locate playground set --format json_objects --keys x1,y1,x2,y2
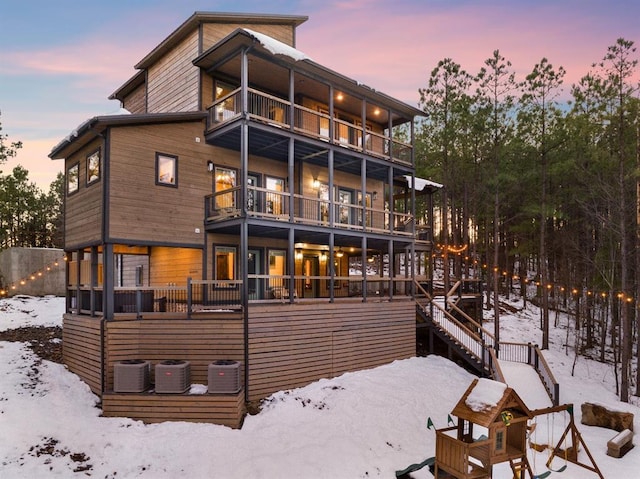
[{"x1": 396, "y1": 378, "x2": 605, "y2": 479}]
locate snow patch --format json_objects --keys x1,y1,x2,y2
[
  {"x1": 243, "y1": 28, "x2": 310, "y2": 61},
  {"x1": 465, "y1": 378, "x2": 507, "y2": 412}
]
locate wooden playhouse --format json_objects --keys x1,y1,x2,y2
[{"x1": 433, "y1": 378, "x2": 533, "y2": 478}]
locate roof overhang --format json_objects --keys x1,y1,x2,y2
[
  {"x1": 193, "y1": 28, "x2": 425, "y2": 120},
  {"x1": 49, "y1": 111, "x2": 207, "y2": 160}
]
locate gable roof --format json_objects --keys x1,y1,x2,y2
[
  {"x1": 451, "y1": 378, "x2": 532, "y2": 428},
  {"x1": 136, "y1": 12, "x2": 308, "y2": 70}
]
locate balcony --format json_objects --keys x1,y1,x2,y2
[
  {"x1": 206, "y1": 88, "x2": 413, "y2": 166},
  {"x1": 204, "y1": 185, "x2": 424, "y2": 240},
  {"x1": 68, "y1": 275, "x2": 415, "y2": 318}
]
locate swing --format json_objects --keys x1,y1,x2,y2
[
  {"x1": 529, "y1": 416, "x2": 552, "y2": 479},
  {"x1": 545, "y1": 411, "x2": 568, "y2": 473}
]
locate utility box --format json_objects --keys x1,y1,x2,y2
[
  {"x1": 113, "y1": 360, "x2": 151, "y2": 393},
  {"x1": 208, "y1": 360, "x2": 241, "y2": 394},
  {"x1": 155, "y1": 360, "x2": 191, "y2": 393}
]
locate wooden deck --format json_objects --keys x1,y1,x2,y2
[
  {"x1": 102, "y1": 390, "x2": 245, "y2": 428},
  {"x1": 63, "y1": 298, "x2": 416, "y2": 425}
]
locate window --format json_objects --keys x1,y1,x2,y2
[
  {"x1": 215, "y1": 166, "x2": 237, "y2": 209},
  {"x1": 86, "y1": 149, "x2": 101, "y2": 185},
  {"x1": 156, "y1": 153, "x2": 177, "y2": 187},
  {"x1": 67, "y1": 163, "x2": 79, "y2": 195},
  {"x1": 358, "y1": 191, "x2": 372, "y2": 226},
  {"x1": 265, "y1": 176, "x2": 285, "y2": 215},
  {"x1": 215, "y1": 246, "x2": 236, "y2": 281},
  {"x1": 247, "y1": 174, "x2": 260, "y2": 212},
  {"x1": 495, "y1": 429, "x2": 505, "y2": 452},
  {"x1": 319, "y1": 182, "x2": 330, "y2": 222},
  {"x1": 338, "y1": 188, "x2": 353, "y2": 224},
  {"x1": 215, "y1": 81, "x2": 238, "y2": 122},
  {"x1": 268, "y1": 249, "x2": 286, "y2": 289}
]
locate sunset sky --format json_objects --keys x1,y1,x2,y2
[{"x1": 1, "y1": 0, "x2": 638, "y2": 190}]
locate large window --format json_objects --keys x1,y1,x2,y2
[
  {"x1": 337, "y1": 188, "x2": 353, "y2": 225},
  {"x1": 156, "y1": 153, "x2": 177, "y2": 187},
  {"x1": 215, "y1": 81, "x2": 238, "y2": 122},
  {"x1": 67, "y1": 163, "x2": 79, "y2": 195},
  {"x1": 215, "y1": 166, "x2": 237, "y2": 209},
  {"x1": 215, "y1": 246, "x2": 236, "y2": 281},
  {"x1": 268, "y1": 249, "x2": 286, "y2": 289},
  {"x1": 265, "y1": 176, "x2": 285, "y2": 215},
  {"x1": 86, "y1": 149, "x2": 101, "y2": 185}
]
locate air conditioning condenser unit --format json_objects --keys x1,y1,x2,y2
[
  {"x1": 114, "y1": 359, "x2": 151, "y2": 393},
  {"x1": 155, "y1": 360, "x2": 191, "y2": 393},
  {"x1": 208, "y1": 360, "x2": 241, "y2": 394}
]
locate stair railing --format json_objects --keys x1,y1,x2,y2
[{"x1": 414, "y1": 279, "x2": 559, "y2": 405}]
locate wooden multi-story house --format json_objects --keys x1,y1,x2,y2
[{"x1": 49, "y1": 12, "x2": 438, "y2": 427}]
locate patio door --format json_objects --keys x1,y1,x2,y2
[
  {"x1": 248, "y1": 249, "x2": 261, "y2": 300},
  {"x1": 302, "y1": 255, "x2": 319, "y2": 298}
]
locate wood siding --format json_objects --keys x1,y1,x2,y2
[
  {"x1": 102, "y1": 390, "x2": 245, "y2": 427},
  {"x1": 246, "y1": 300, "x2": 415, "y2": 400},
  {"x1": 150, "y1": 246, "x2": 202, "y2": 285},
  {"x1": 122, "y1": 82, "x2": 146, "y2": 114},
  {"x1": 64, "y1": 139, "x2": 104, "y2": 249},
  {"x1": 147, "y1": 29, "x2": 200, "y2": 113},
  {"x1": 103, "y1": 316, "x2": 245, "y2": 391},
  {"x1": 107, "y1": 121, "x2": 211, "y2": 245},
  {"x1": 201, "y1": 22, "x2": 295, "y2": 51},
  {"x1": 62, "y1": 314, "x2": 102, "y2": 395}
]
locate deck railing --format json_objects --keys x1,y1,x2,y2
[
  {"x1": 69, "y1": 273, "x2": 414, "y2": 318},
  {"x1": 205, "y1": 186, "x2": 418, "y2": 238},
  {"x1": 207, "y1": 87, "x2": 413, "y2": 166}
]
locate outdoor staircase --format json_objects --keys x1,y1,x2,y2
[
  {"x1": 415, "y1": 280, "x2": 495, "y2": 377},
  {"x1": 414, "y1": 280, "x2": 559, "y2": 406}
]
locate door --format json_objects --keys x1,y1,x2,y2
[
  {"x1": 248, "y1": 249, "x2": 261, "y2": 300},
  {"x1": 303, "y1": 255, "x2": 319, "y2": 298}
]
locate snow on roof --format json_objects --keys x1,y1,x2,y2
[
  {"x1": 403, "y1": 175, "x2": 443, "y2": 191},
  {"x1": 465, "y1": 378, "x2": 507, "y2": 413},
  {"x1": 243, "y1": 28, "x2": 310, "y2": 61},
  {"x1": 50, "y1": 108, "x2": 131, "y2": 155}
]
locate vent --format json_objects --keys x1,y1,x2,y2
[
  {"x1": 114, "y1": 360, "x2": 151, "y2": 393},
  {"x1": 155, "y1": 360, "x2": 191, "y2": 393},
  {"x1": 208, "y1": 360, "x2": 241, "y2": 394}
]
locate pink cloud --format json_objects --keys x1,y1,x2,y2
[
  {"x1": 0, "y1": 39, "x2": 145, "y2": 86},
  {"x1": 298, "y1": 2, "x2": 638, "y2": 106}
]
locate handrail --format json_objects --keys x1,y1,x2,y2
[
  {"x1": 206, "y1": 87, "x2": 413, "y2": 165},
  {"x1": 487, "y1": 346, "x2": 505, "y2": 382},
  {"x1": 415, "y1": 279, "x2": 560, "y2": 405}
]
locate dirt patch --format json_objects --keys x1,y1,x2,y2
[{"x1": 0, "y1": 326, "x2": 63, "y2": 364}]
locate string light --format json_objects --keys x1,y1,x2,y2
[
  {"x1": 432, "y1": 252, "x2": 638, "y2": 304},
  {"x1": 0, "y1": 256, "x2": 66, "y2": 297}
]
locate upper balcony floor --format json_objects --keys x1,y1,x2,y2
[{"x1": 194, "y1": 28, "x2": 422, "y2": 168}]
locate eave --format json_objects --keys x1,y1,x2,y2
[
  {"x1": 193, "y1": 28, "x2": 425, "y2": 122},
  {"x1": 108, "y1": 69, "x2": 145, "y2": 102},
  {"x1": 49, "y1": 111, "x2": 207, "y2": 160}
]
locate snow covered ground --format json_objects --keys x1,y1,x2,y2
[{"x1": 0, "y1": 295, "x2": 638, "y2": 478}]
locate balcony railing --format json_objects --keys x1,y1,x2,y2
[
  {"x1": 68, "y1": 275, "x2": 414, "y2": 317},
  {"x1": 207, "y1": 88, "x2": 413, "y2": 166},
  {"x1": 205, "y1": 186, "x2": 426, "y2": 239}
]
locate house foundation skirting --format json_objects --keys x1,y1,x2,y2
[{"x1": 102, "y1": 390, "x2": 245, "y2": 428}]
